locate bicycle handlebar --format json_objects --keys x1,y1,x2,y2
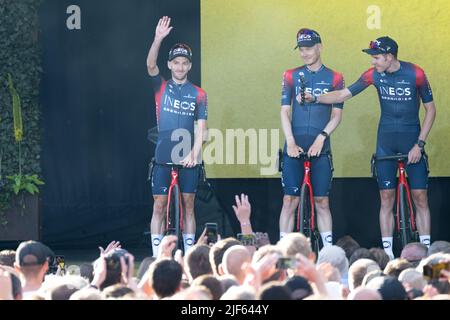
[
  {"x1": 373, "y1": 154, "x2": 409, "y2": 161},
  {"x1": 288, "y1": 152, "x2": 322, "y2": 160}
]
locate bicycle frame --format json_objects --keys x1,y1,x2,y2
[{"x1": 372, "y1": 154, "x2": 417, "y2": 238}]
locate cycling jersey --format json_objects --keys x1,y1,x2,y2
[
  {"x1": 281, "y1": 65, "x2": 345, "y2": 138},
  {"x1": 348, "y1": 61, "x2": 433, "y2": 133},
  {"x1": 280, "y1": 65, "x2": 343, "y2": 197},
  {"x1": 150, "y1": 74, "x2": 207, "y2": 164}
]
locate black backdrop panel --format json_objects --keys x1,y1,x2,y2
[{"x1": 40, "y1": 0, "x2": 201, "y2": 248}]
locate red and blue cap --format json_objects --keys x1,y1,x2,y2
[
  {"x1": 362, "y1": 36, "x2": 398, "y2": 55},
  {"x1": 168, "y1": 43, "x2": 192, "y2": 62}
]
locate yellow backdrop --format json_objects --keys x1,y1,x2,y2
[{"x1": 201, "y1": 0, "x2": 450, "y2": 178}]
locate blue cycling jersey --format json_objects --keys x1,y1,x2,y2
[
  {"x1": 347, "y1": 61, "x2": 433, "y2": 133},
  {"x1": 281, "y1": 65, "x2": 345, "y2": 137},
  {"x1": 150, "y1": 74, "x2": 207, "y2": 163}
]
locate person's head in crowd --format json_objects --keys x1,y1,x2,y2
[
  {"x1": 277, "y1": 233, "x2": 314, "y2": 261},
  {"x1": 0, "y1": 265, "x2": 22, "y2": 300},
  {"x1": 191, "y1": 275, "x2": 223, "y2": 300},
  {"x1": 369, "y1": 247, "x2": 390, "y2": 270},
  {"x1": 39, "y1": 274, "x2": 88, "y2": 300},
  {"x1": 209, "y1": 238, "x2": 240, "y2": 276},
  {"x1": 0, "y1": 250, "x2": 16, "y2": 267},
  {"x1": 428, "y1": 240, "x2": 450, "y2": 256},
  {"x1": 400, "y1": 242, "x2": 428, "y2": 267},
  {"x1": 150, "y1": 258, "x2": 183, "y2": 299},
  {"x1": 102, "y1": 284, "x2": 136, "y2": 299},
  {"x1": 252, "y1": 245, "x2": 285, "y2": 284},
  {"x1": 398, "y1": 268, "x2": 426, "y2": 292},
  {"x1": 171, "y1": 285, "x2": 213, "y2": 300},
  {"x1": 220, "y1": 285, "x2": 256, "y2": 300},
  {"x1": 383, "y1": 258, "x2": 414, "y2": 278},
  {"x1": 348, "y1": 258, "x2": 380, "y2": 291},
  {"x1": 366, "y1": 276, "x2": 408, "y2": 300},
  {"x1": 14, "y1": 241, "x2": 53, "y2": 296},
  {"x1": 347, "y1": 287, "x2": 382, "y2": 300},
  {"x1": 184, "y1": 245, "x2": 212, "y2": 282},
  {"x1": 69, "y1": 288, "x2": 102, "y2": 300},
  {"x1": 349, "y1": 248, "x2": 376, "y2": 266},
  {"x1": 222, "y1": 245, "x2": 251, "y2": 284},
  {"x1": 284, "y1": 275, "x2": 313, "y2": 300},
  {"x1": 48, "y1": 284, "x2": 79, "y2": 300},
  {"x1": 136, "y1": 257, "x2": 156, "y2": 280},
  {"x1": 79, "y1": 263, "x2": 94, "y2": 282},
  {"x1": 361, "y1": 269, "x2": 384, "y2": 287},
  {"x1": 317, "y1": 245, "x2": 349, "y2": 281},
  {"x1": 217, "y1": 274, "x2": 239, "y2": 293},
  {"x1": 258, "y1": 281, "x2": 293, "y2": 300},
  {"x1": 336, "y1": 235, "x2": 361, "y2": 260}
]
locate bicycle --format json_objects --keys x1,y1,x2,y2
[
  {"x1": 148, "y1": 161, "x2": 205, "y2": 252},
  {"x1": 295, "y1": 152, "x2": 321, "y2": 255},
  {"x1": 371, "y1": 153, "x2": 420, "y2": 251},
  {"x1": 279, "y1": 151, "x2": 322, "y2": 255}
]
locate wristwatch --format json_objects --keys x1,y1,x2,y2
[
  {"x1": 417, "y1": 139, "x2": 426, "y2": 150},
  {"x1": 320, "y1": 131, "x2": 329, "y2": 139}
]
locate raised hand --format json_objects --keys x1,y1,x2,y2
[
  {"x1": 155, "y1": 16, "x2": 173, "y2": 42},
  {"x1": 232, "y1": 193, "x2": 251, "y2": 225}
]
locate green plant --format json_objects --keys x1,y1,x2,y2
[
  {"x1": 0, "y1": 0, "x2": 43, "y2": 227},
  {"x1": 7, "y1": 173, "x2": 44, "y2": 196}
]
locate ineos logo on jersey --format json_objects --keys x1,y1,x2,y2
[
  {"x1": 295, "y1": 87, "x2": 330, "y2": 96},
  {"x1": 379, "y1": 86, "x2": 411, "y2": 96},
  {"x1": 164, "y1": 95, "x2": 196, "y2": 111}
]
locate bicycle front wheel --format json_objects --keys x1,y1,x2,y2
[
  {"x1": 398, "y1": 184, "x2": 412, "y2": 249},
  {"x1": 298, "y1": 184, "x2": 312, "y2": 237},
  {"x1": 168, "y1": 184, "x2": 183, "y2": 250}
]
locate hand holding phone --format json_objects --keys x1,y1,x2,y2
[
  {"x1": 205, "y1": 222, "x2": 218, "y2": 244},
  {"x1": 276, "y1": 257, "x2": 297, "y2": 270}
]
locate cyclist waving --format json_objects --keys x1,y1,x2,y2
[{"x1": 146, "y1": 16, "x2": 208, "y2": 257}]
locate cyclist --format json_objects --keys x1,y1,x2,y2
[
  {"x1": 302, "y1": 36, "x2": 436, "y2": 259},
  {"x1": 146, "y1": 16, "x2": 208, "y2": 257},
  {"x1": 279, "y1": 28, "x2": 345, "y2": 247}
]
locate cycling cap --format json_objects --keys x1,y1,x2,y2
[
  {"x1": 168, "y1": 43, "x2": 192, "y2": 62},
  {"x1": 362, "y1": 36, "x2": 398, "y2": 55},
  {"x1": 294, "y1": 28, "x2": 321, "y2": 49}
]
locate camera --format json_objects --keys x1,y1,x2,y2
[
  {"x1": 276, "y1": 257, "x2": 298, "y2": 270},
  {"x1": 205, "y1": 222, "x2": 218, "y2": 244},
  {"x1": 423, "y1": 261, "x2": 450, "y2": 280},
  {"x1": 47, "y1": 254, "x2": 65, "y2": 275},
  {"x1": 237, "y1": 233, "x2": 256, "y2": 246},
  {"x1": 102, "y1": 248, "x2": 130, "y2": 289}
]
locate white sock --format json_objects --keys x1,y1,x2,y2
[
  {"x1": 419, "y1": 235, "x2": 431, "y2": 248},
  {"x1": 320, "y1": 231, "x2": 333, "y2": 247},
  {"x1": 183, "y1": 233, "x2": 195, "y2": 253},
  {"x1": 151, "y1": 234, "x2": 163, "y2": 257},
  {"x1": 382, "y1": 237, "x2": 394, "y2": 259},
  {"x1": 280, "y1": 232, "x2": 288, "y2": 240}
]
